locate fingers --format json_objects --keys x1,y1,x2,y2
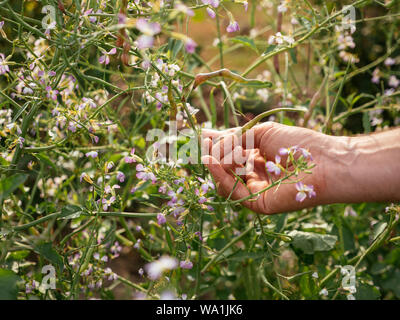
[
  {"x1": 262, "y1": 173, "x2": 322, "y2": 214},
  {"x1": 202, "y1": 134, "x2": 250, "y2": 174},
  {"x1": 220, "y1": 145, "x2": 250, "y2": 174},
  {"x1": 202, "y1": 121, "x2": 324, "y2": 176},
  {"x1": 201, "y1": 155, "x2": 250, "y2": 201},
  {"x1": 201, "y1": 128, "x2": 237, "y2": 140},
  {"x1": 245, "y1": 149, "x2": 269, "y2": 194},
  {"x1": 201, "y1": 122, "x2": 274, "y2": 161}
]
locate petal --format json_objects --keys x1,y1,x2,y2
[
  {"x1": 296, "y1": 191, "x2": 307, "y2": 202},
  {"x1": 295, "y1": 181, "x2": 303, "y2": 191}
]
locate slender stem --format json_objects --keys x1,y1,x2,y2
[
  {"x1": 260, "y1": 272, "x2": 290, "y2": 300},
  {"x1": 216, "y1": 12, "x2": 224, "y2": 69},
  {"x1": 201, "y1": 225, "x2": 253, "y2": 273},
  {"x1": 194, "y1": 212, "x2": 204, "y2": 298},
  {"x1": 13, "y1": 211, "x2": 158, "y2": 231}
]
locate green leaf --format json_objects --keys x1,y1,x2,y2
[
  {"x1": 0, "y1": 268, "x2": 21, "y2": 300},
  {"x1": 382, "y1": 269, "x2": 400, "y2": 298},
  {"x1": 12, "y1": 101, "x2": 30, "y2": 122},
  {"x1": 362, "y1": 111, "x2": 371, "y2": 134},
  {"x1": 34, "y1": 242, "x2": 64, "y2": 272},
  {"x1": 372, "y1": 221, "x2": 387, "y2": 241},
  {"x1": 168, "y1": 39, "x2": 184, "y2": 59},
  {"x1": 264, "y1": 44, "x2": 277, "y2": 55},
  {"x1": 289, "y1": 48, "x2": 297, "y2": 64},
  {"x1": 287, "y1": 230, "x2": 338, "y2": 254},
  {"x1": 231, "y1": 36, "x2": 257, "y2": 52},
  {"x1": 7, "y1": 250, "x2": 30, "y2": 261},
  {"x1": 342, "y1": 225, "x2": 356, "y2": 253},
  {"x1": 60, "y1": 204, "x2": 83, "y2": 219},
  {"x1": 355, "y1": 283, "x2": 380, "y2": 300},
  {"x1": 0, "y1": 173, "x2": 28, "y2": 202},
  {"x1": 35, "y1": 153, "x2": 58, "y2": 171}
]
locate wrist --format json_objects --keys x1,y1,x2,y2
[{"x1": 321, "y1": 129, "x2": 400, "y2": 204}]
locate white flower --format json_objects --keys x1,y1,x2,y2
[
  {"x1": 347, "y1": 294, "x2": 356, "y2": 300},
  {"x1": 319, "y1": 288, "x2": 329, "y2": 296},
  {"x1": 312, "y1": 272, "x2": 319, "y2": 279},
  {"x1": 344, "y1": 206, "x2": 357, "y2": 217},
  {"x1": 256, "y1": 88, "x2": 269, "y2": 103},
  {"x1": 388, "y1": 75, "x2": 400, "y2": 88},
  {"x1": 160, "y1": 290, "x2": 177, "y2": 300},
  {"x1": 371, "y1": 68, "x2": 380, "y2": 84},
  {"x1": 145, "y1": 256, "x2": 178, "y2": 280},
  {"x1": 384, "y1": 88, "x2": 395, "y2": 96},
  {"x1": 268, "y1": 32, "x2": 294, "y2": 46},
  {"x1": 277, "y1": 0, "x2": 289, "y2": 12},
  {"x1": 339, "y1": 51, "x2": 359, "y2": 63},
  {"x1": 85, "y1": 151, "x2": 98, "y2": 158},
  {"x1": 384, "y1": 57, "x2": 396, "y2": 66},
  {"x1": 337, "y1": 35, "x2": 355, "y2": 50}
]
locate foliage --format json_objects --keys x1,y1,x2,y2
[{"x1": 0, "y1": 0, "x2": 399, "y2": 300}]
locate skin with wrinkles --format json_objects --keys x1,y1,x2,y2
[{"x1": 202, "y1": 122, "x2": 400, "y2": 215}]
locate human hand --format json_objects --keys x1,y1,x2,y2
[{"x1": 201, "y1": 122, "x2": 336, "y2": 214}]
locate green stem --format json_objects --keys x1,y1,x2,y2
[
  {"x1": 260, "y1": 272, "x2": 289, "y2": 300},
  {"x1": 13, "y1": 211, "x2": 158, "y2": 231},
  {"x1": 201, "y1": 225, "x2": 253, "y2": 273}
]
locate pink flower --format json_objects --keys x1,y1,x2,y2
[
  {"x1": 185, "y1": 38, "x2": 197, "y2": 54},
  {"x1": 389, "y1": 75, "x2": 400, "y2": 88},
  {"x1": 175, "y1": 3, "x2": 194, "y2": 16},
  {"x1": 384, "y1": 57, "x2": 396, "y2": 66},
  {"x1": 371, "y1": 68, "x2": 380, "y2": 84},
  {"x1": 46, "y1": 86, "x2": 59, "y2": 101},
  {"x1": 226, "y1": 21, "x2": 240, "y2": 33},
  {"x1": 137, "y1": 35, "x2": 155, "y2": 49},
  {"x1": 116, "y1": 171, "x2": 125, "y2": 183},
  {"x1": 99, "y1": 48, "x2": 117, "y2": 65},
  {"x1": 266, "y1": 155, "x2": 281, "y2": 175},
  {"x1": 134, "y1": 239, "x2": 141, "y2": 249},
  {"x1": 136, "y1": 164, "x2": 157, "y2": 183},
  {"x1": 279, "y1": 146, "x2": 297, "y2": 156},
  {"x1": 125, "y1": 148, "x2": 136, "y2": 163},
  {"x1": 136, "y1": 18, "x2": 161, "y2": 35},
  {"x1": 38, "y1": 70, "x2": 56, "y2": 84},
  {"x1": 195, "y1": 231, "x2": 203, "y2": 242},
  {"x1": 206, "y1": 7, "x2": 216, "y2": 18},
  {"x1": 157, "y1": 213, "x2": 166, "y2": 225},
  {"x1": 295, "y1": 182, "x2": 316, "y2": 202},
  {"x1": 136, "y1": 18, "x2": 161, "y2": 34},
  {"x1": 102, "y1": 196, "x2": 116, "y2": 211},
  {"x1": 299, "y1": 148, "x2": 313, "y2": 160},
  {"x1": 180, "y1": 260, "x2": 193, "y2": 269},
  {"x1": 17, "y1": 137, "x2": 25, "y2": 148},
  {"x1": 136, "y1": 19, "x2": 161, "y2": 49},
  {"x1": 85, "y1": 151, "x2": 98, "y2": 158},
  {"x1": 0, "y1": 54, "x2": 10, "y2": 74},
  {"x1": 202, "y1": 0, "x2": 219, "y2": 7},
  {"x1": 243, "y1": 1, "x2": 248, "y2": 11}
]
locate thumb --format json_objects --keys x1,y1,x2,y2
[{"x1": 201, "y1": 155, "x2": 250, "y2": 201}]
